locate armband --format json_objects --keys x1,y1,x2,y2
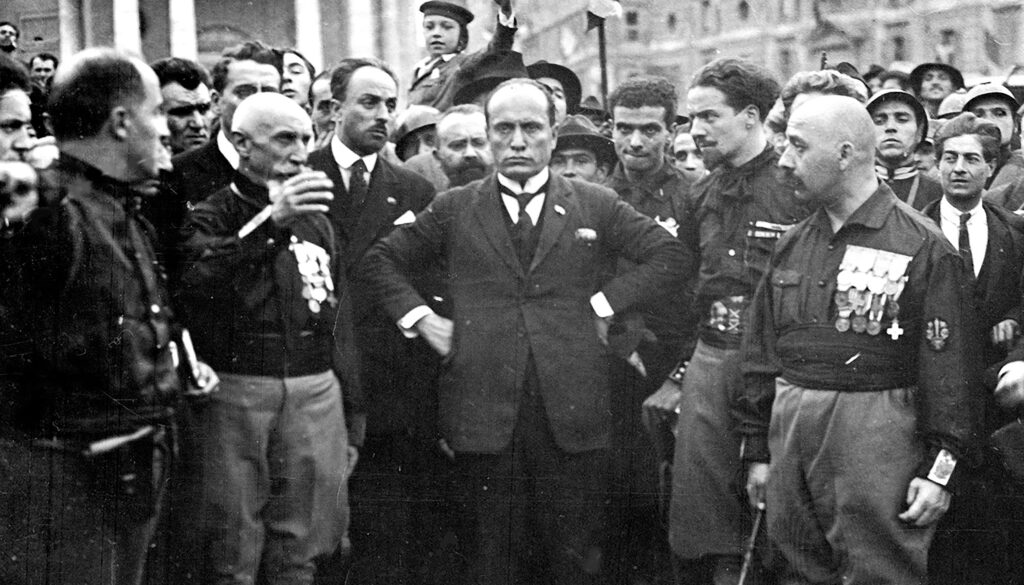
[{"x1": 926, "y1": 449, "x2": 957, "y2": 487}]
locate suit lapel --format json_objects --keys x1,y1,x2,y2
[
  {"x1": 411, "y1": 57, "x2": 442, "y2": 88},
  {"x1": 352, "y1": 162, "x2": 392, "y2": 255},
  {"x1": 472, "y1": 177, "x2": 522, "y2": 276},
  {"x1": 530, "y1": 176, "x2": 575, "y2": 272}
]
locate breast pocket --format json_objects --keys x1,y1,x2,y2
[{"x1": 770, "y1": 269, "x2": 803, "y2": 326}]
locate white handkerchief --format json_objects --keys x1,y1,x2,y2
[{"x1": 393, "y1": 210, "x2": 416, "y2": 226}]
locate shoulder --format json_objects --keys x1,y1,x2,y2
[
  {"x1": 379, "y1": 157, "x2": 433, "y2": 189},
  {"x1": 889, "y1": 197, "x2": 957, "y2": 258},
  {"x1": 307, "y1": 145, "x2": 334, "y2": 169}
]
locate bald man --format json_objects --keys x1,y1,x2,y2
[
  {"x1": 735, "y1": 96, "x2": 976, "y2": 584},
  {"x1": 177, "y1": 93, "x2": 360, "y2": 584}
]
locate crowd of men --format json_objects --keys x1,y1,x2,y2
[{"x1": 4, "y1": 2, "x2": 1024, "y2": 584}]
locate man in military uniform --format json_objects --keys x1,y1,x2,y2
[
  {"x1": 645, "y1": 58, "x2": 808, "y2": 585},
  {"x1": 601, "y1": 75, "x2": 699, "y2": 585},
  {"x1": 867, "y1": 89, "x2": 943, "y2": 210},
  {"x1": 0, "y1": 48, "x2": 215, "y2": 585},
  {"x1": 737, "y1": 95, "x2": 976, "y2": 584}
]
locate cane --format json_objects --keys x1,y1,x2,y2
[{"x1": 737, "y1": 501, "x2": 765, "y2": 585}]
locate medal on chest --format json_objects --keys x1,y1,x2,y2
[
  {"x1": 289, "y1": 236, "x2": 337, "y2": 315},
  {"x1": 834, "y1": 245, "x2": 911, "y2": 340}
]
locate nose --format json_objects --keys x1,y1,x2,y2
[
  {"x1": 628, "y1": 130, "x2": 644, "y2": 148},
  {"x1": 11, "y1": 126, "x2": 32, "y2": 156},
  {"x1": 187, "y1": 110, "x2": 205, "y2": 128},
  {"x1": 778, "y1": 145, "x2": 795, "y2": 170},
  {"x1": 689, "y1": 119, "x2": 707, "y2": 139},
  {"x1": 509, "y1": 126, "x2": 526, "y2": 150}
]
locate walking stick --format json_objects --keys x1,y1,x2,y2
[{"x1": 737, "y1": 502, "x2": 765, "y2": 585}]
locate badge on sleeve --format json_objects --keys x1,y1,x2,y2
[
  {"x1": 927, "y1": 449, "x2": 957, "y2": 486},
  {"x1": 925, "y1": 318, "x2": 950, "y2": 351}
]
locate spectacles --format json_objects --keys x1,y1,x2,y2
[{"x1": 166, "y1": 103, "x2": 212, "y2": 117}]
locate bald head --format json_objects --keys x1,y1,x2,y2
[
  {"x1": 780, "y1": 95, "x2": 879, "y2": 208},
  {"x1": 231, "y1": 92, "x2": 313, "y2": 184},
  {"x1": 789, "y1": 95, "x2": 876, "y2": 166},
  {"x1": 232, "y1": 92, "x2": 311, "y2": 137}
]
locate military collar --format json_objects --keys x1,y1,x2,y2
[
  {"x1": 811, "y1": 181, "x2": 896, "y2": 235},
  {"x1": 57, "y1": 155, "x2": 143, "y2": 211}
]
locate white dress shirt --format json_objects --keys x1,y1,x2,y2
[
  {"x1": 330, "y1": 135, "x2": 377, "y2": 191},
  {"x1": 217, "y1": 129, "x2": 240, "y2": 170},
  {"x1": 939, "y1": 197, "x2": 987, "y2": 278}
]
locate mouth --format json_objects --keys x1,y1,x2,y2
[{"x1": 282, "y1": 88, "x2": 296, "y2": 98}]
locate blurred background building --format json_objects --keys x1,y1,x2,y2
[{"x1": 2, "y1": 0, "x2": 1024, "y2": 103}]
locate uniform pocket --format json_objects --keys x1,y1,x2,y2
[{"x1": 770, "y1": 269, "x2": 803, "y2": 325}]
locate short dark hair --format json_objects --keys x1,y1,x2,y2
[
  {"x1": 308, "y1": 68, "x2": 331, "y2": 105},
  {"x1": 30, "y1": 52, "x2": 59, "y2": 70},
  {"x1": 484, "y1": 78, "x2": 557, "y2": 127},
  {"x1": 878, "y1": 70, "x2": 910, "y2": 91},
  {"x1": 0, "y1": 53, "x2": 30, "y2": 95},
  {"x1": 210, "y1": 41, "x2": 281, "y2": 93},
  {"x1": 329, "y1": 57, "x2": 397, "y2": 103},
  {"x1": 283, "y1": 48, "x2": 316, "y2": 80},
  {"x1": 608, "y1": 76, "x2": 678, "y2": 128},
  {"x1": 48, "y1": 48, "x2": 147, "y2": 141},
  {"x1": 690, "y1": 57, "x2": 779, "y2": 121},
  {"x1": 150, "y1": 57, "x2": 211, "y2": 91},
  {"x1": 934, "y1": 112, "x2": 1002, "y2": 163},
  {"x1": 0, "y1": 22, "x2": 19, "y2": 40}
]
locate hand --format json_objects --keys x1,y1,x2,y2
[
  {"x1": 991, "y1": 319, "x2": 1020, "y2": 348},
  {"x1": 25, "y1": 136, "x2": 59, "y2": 169},
  {"x1": 184, "y1": 361, "x2": 220, "y2": 399},
  {"x1": 626, "y1": 351, "x2": 647, "y2": 377},
  {"x1": 270, "y1": 170, "x2": 334, "y2": 227},
  {"x1": 995, "y1": 361, "x2": 1024, "y2": 411},
  {"x1": 416, "y1": 313, "x2": 454, "y2": 357},
  {"x1": 343, "y1": 445, "x2": 359, "y2": 481},
  {"x1": 641, "y1": 377, "x2": 682, "y2": 435},
  {"x1": 594, "y1": 316, "x2": 610, "y2": 346},
  {"x1": 437, "y1": 438, "x2": 456, "y2": 461},
  {"x1": 898, "y1": 477, "x2": 951, "y2": 527},
  {"x1": 745, "y1": 462, "x2": 770, "y2": 510},
  {"x1": 0, "y1": 161, "x2": 39, "y2": 223}
]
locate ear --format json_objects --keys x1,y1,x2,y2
[
  {"x1": 109, "y1": 106, "x2": 132, "y2": 141},
  {"x1": 837, "y1": 142, "x2": 854, "y2": 171},
  {"x1": 330, "y1": 98, "x2": 344, "y2": 124},
  {"x1": 232, "y1": 131, "x2": 251, "y2": 158},
  {"x1": 210, "y1": 89, "x2": 223, "y2": 118},
  {"x1": 744, "y1": 105, "x2": 760, "y2": 128}
]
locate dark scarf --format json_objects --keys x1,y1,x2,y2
[{"x1": 701, "y1": 144, "x2": 777, "y2": 209}]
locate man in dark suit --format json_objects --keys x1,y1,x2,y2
[
  {"x1": 306, "y1": 57, "x2": 440, "y2": 584},
  {"x1": 361, "y1": 78, "x2": 695, "y2": 585},
  {"x1": 921, "y1": 112, "x2": 1024, "y2": 585},
  {"x1": 148, "y1": 41, "x2": 280, "y2": 273}
]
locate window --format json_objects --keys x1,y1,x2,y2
[
  {"x1": 892, "y1": 36, "x2": 906, "y2": 62},
  {"x1": 626, "y1": 10, "x2": 639, "y2": 26},
  {"x1": 739, "y1": 1, "x2": 750, "y2": 21},
  {"x1": 668, "y1": 13, "x2": 677, "y2": 31}
]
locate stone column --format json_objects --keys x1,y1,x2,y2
[
  {"x1": 112, "y1": 0, "x2": 141, "y2": 54},
  {"x1": 294, "y1": 0, "x2": 323, "y2": 70},
  {"x1": 169, "y1": 0, "x2": 198, "y2": 60}
]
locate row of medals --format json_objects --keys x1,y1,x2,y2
[
  {"x1": 290, "y1": 236, "x2": 337, "y2": 314},
  {"x1": 834, "y1": 245, "x2": 912, "y2": 338}
]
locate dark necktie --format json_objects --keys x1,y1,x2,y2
[
  {"x1": 500, "y1": 184, "x2": 541, "y2": 268},
  {"x1": 959, "y1": 212, "x2": 974, "y2": 278},
  {"x1": 349, "y1": 159, "x2": 368, "y2": 208}
]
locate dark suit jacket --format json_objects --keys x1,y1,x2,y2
[
  {"x1": 924, "y1": 198, "x2": 1024, "y2": 435},
  {"x1": 361, "y1": 172, "x2": 695, "y2": 453},
  {"x1": 308, "y1": 145, "x2": 439, "y2": 436},
  {"x1": 147, "y1": 138, "x2": 234, "y2": 280}
]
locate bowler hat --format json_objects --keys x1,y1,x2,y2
[
  {"x1": 527, "y1": 60, "x2": 583, "y2": 114},
  {"x1": 909, "y1": 62, "x2": 965, "y2": 95},
  {"x1": 392, "y1": 105, "x2": 440, "y2": 162},
  {"x1": 866, "y1": 89, "x2": 929, "y2": 146},
  {"x1": 554, "y1": 115, "x2": 617, "y2": 169},
  {"x1": 452, "y1": 51, "x2": 528, "y2": 106},
  {"x1": 419, "y1": 1, "x2": 474, "y2": 26}
]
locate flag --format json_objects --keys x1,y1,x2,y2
[{"x1": 586, "y1": 0, "x2": 622, "y2": 31}]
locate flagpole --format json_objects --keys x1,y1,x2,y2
[{"x1": 598, "y1": 19, "x2": 608, "y2": 109}]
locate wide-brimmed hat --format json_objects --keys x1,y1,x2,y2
[
  {"x1": 392, "y1": 105, "x2": 440, "y2": 161},
  {"x1": 527, "y1": 60, "x2": 582, "y2": 114},
  {"x1": 419, "y1": 1, "x2": 474, "y2": 26},
  {"x1": 963, "y1": 82, "x2": 1020, "y2": 114},
  {"x1": 452, "y1": 51, "x2": 528, "y2": 106},
  {"x1": 554, "y1": 115, "x2": 617, "y2": 169},
  {"x1": 909, "y1": 62, "x2": 965, "y2": 95},
  {"x1": 866, "y1": 89, "x2": 929, "y2": 146},
  {"x1": 579, "y1": 95, "x2": 607, "y2": 120}
]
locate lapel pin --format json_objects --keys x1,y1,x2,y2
[
  {"x1": 554, "y1": 204, "x2": 566, "y2": 216},
  {"x1": 386, "y1": 197, "x2": 398, "y2": 205}
]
